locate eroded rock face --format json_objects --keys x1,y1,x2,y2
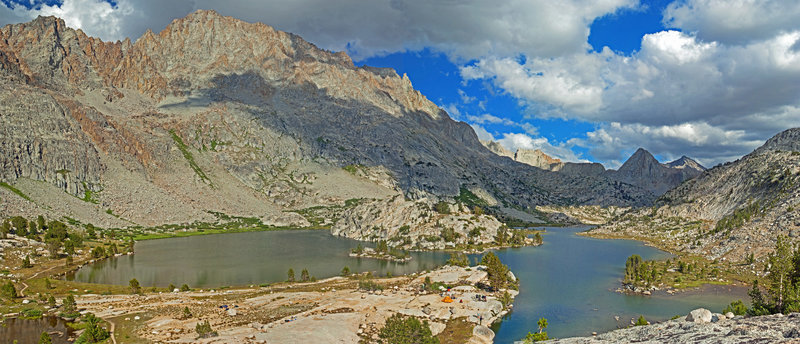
[{"x1": 0, "y1": 86, "x2": 104, "y2": 196}]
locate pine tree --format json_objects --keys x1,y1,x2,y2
[
  {"x1": 76, "y1": 313, "x2": 109, "y2": 343},
  {"x1": 0, "y1": 220, "x2": 9, "y2": 239},
  {"x1": 22, "y1": 255, "x2": 33, "y2": 268},
  {"x1": 64, "y1": 240, "x2": 75, "y2": 256},
  {"x1": 287, "y1": 268, "x2": 295, "y2": 282},
  {"x1": 129, "y1": 278, "x2": 141, "y2": 294},
  {"x1": 767, "y1": 236, "x2": 794, "y2": 312},
  {"x1": 301, "y1": 268, "x2": 310, "y2": 282},
  {"x1": 62, "y1": 294, "x2": 77, "y2": 316},
  {"x1": 624, "y1": 255, "x2": 642, "y2": 284},
  {"x1": 37, "y1": 215, "x2": 46, "y2": 230},
  {"x1": 481, "y1": 252, "x2": 510, "y2": 290}
]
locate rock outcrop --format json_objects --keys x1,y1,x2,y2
[
  {"x1": 549, "y1": 312, "x2": 800, "y2": 344},
  {"x1": 332, "y1": 196, "x2": 508, "y2": 249}
]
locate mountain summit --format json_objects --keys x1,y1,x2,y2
[{"x1": 609, "y1": 148, "x2": 706, "y2": 196}]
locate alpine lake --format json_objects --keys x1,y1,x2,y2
[{"x1": 64, "y1": 227, "x2": 747, "y2": 342}]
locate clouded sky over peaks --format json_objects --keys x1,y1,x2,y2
[{"x1": 2, "y1": 0, "x2": 798, "y2": 168}]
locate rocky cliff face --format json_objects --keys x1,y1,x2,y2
[
  {"x1": 0, "y1": 11, "x2": 657, "y2": 232},
  {"x1": 591, "y1": 128, "x2": 800, "y2": 261}
]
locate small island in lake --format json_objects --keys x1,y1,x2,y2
[{"x1": 349, "y1": 242, "x2": 411, "y2": 262}]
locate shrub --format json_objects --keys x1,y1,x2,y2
[
  {"x1": 723, "y1": 300, "x2": 747, "y2": 316},
  {"x1": 39, "y1": 331, "x2": 53, "y2": 344},
  {"x1": 91, "y1": 246, "x2": 106, "y2": 259},
  {"x1": 441, "y1": 227, "x2": 459, "y2": 243},
  {"x1": 21, "y1": 308, "x2": 43, "y2": 319},
  {"x1": 129, "y1": 278, "x2": 141, "y2": 294},
  {"x1": 434, "y1": 201, "x2": 450, "y2": 214},
  {"x1": 195, "y1": 320, "x2": 217, "y2": 338},
  {"x1": 523, "y1": 317, "x2": 549, "y2": 343},
  {"x1": 359, "y1": 281, "x2": 384, "y2": 291},
  {"x1": 180, "y1": 284, "x2": 190, "y2": 292},
  {"x1": 378, "y1": 313, "x2": 439, "y2": 344},
  {"x1": 1, "y1": 281, "x2": 17, "y2": 299},
  {"x1": 635, "y1": 315, "x2": 648, "y2": 326}
]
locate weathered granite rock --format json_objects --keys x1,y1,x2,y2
[
  {"x1": 550, "y1": 312, "x2": 800, "y2": 343},
  {"x1": 686, "y1": 308, "x2": 713, "y2": 323}
]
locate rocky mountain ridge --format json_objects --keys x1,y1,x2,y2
[
  {"x1": 589, "y1": 128, "x2": 800, "y2": 261},
  {"x1": 0, "y1": 11, "x2": 660, "y2": 238},
  {"x1": 482, "y1": 142, "x2": 705, "y2": 196}
]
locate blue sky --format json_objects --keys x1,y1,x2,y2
[{"x1": 1, "y1": 0, "x2": 798, "y2": 168}]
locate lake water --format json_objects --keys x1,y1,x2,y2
[
  {"x1": 68, "y1": 230, "x2": 451, "y2": 287},
  {"x1": 490, "y1": 226, "x2": 747, "y2": 342},
  {"x1": 69, "y1": 227, "x2": 747, "y2": 342},
  {"x1": 0, "y1": 316, "x2": 76, "y2": 344}
]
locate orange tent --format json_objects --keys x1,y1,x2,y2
[{"x1": 442, "y1": 296, "x2": 454, "y2": 303}]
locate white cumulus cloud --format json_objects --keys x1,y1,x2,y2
[{"x1": 663, "y1": 0, "x2": 800, "y2": 44}]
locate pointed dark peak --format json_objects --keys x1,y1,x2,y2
[
  {"x1": 620, "y1": 147, "x2": 657, "y2": 166},
  {"x1": 632, "y1": 147, "x2": 653, "y2": 157}
]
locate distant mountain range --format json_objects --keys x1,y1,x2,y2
[{"x1": 482, "y1": 142, "x2": 706, "y2": 196}]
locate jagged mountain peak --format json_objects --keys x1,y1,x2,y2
[
  {"x1": 617, "y1": 148, "x2": 659, "y2": 172},
  {"x1": 667, "y1": 156, "x2": 706, "y2": 171}
]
